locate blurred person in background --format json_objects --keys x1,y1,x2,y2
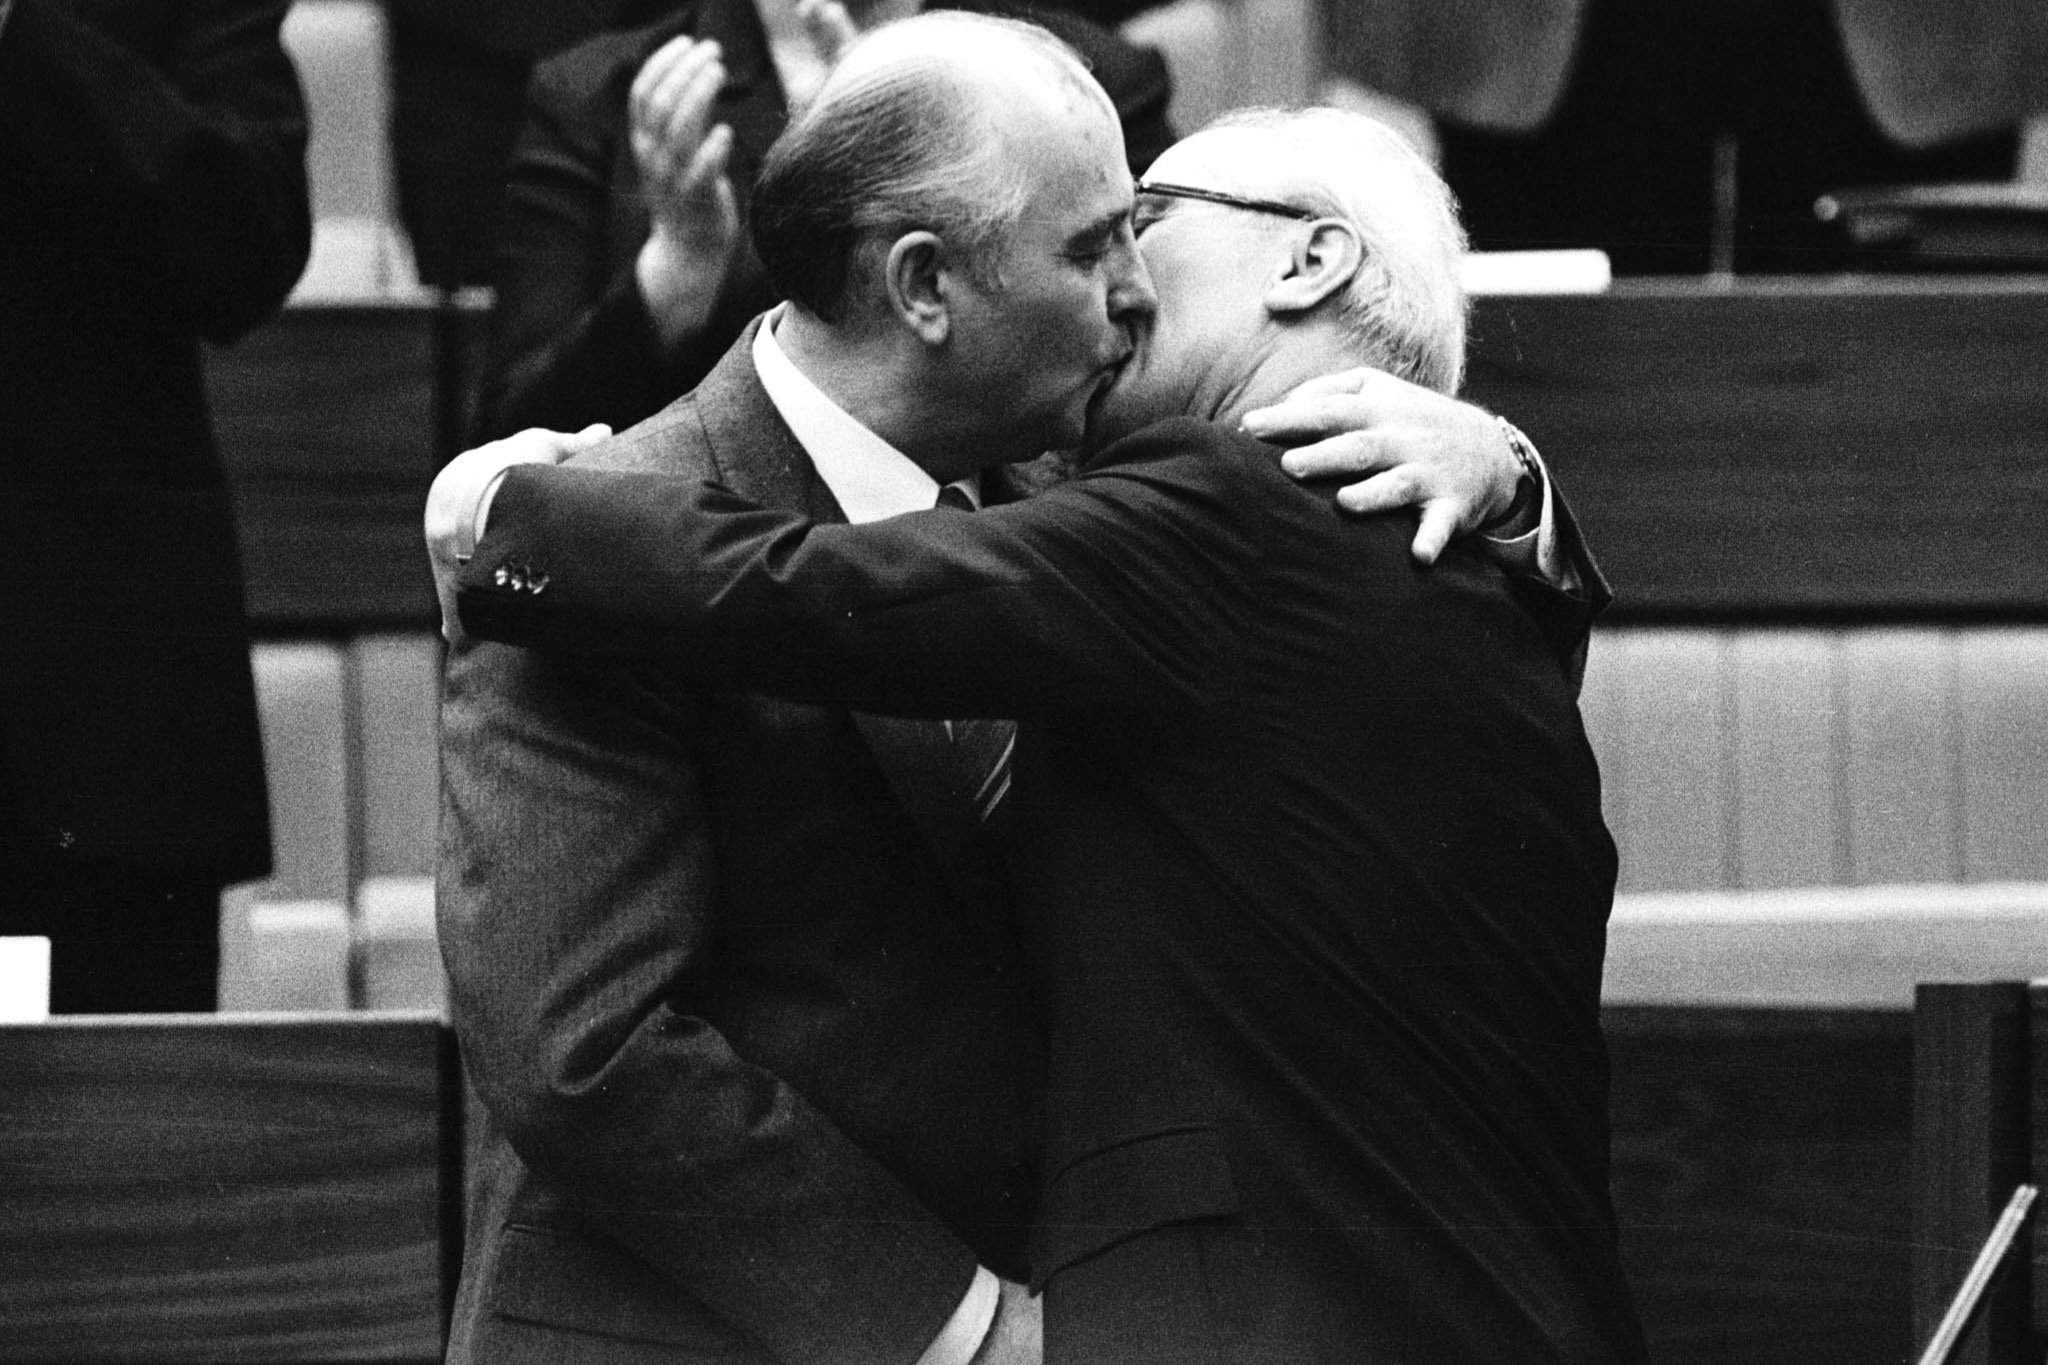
[
  {"x1": 0, "y1": 0, "x2": 310, "y2": 1013},
  {"x1": 1322, "y1": 0, "x2": 2042, "y2": 272},
  {"x1": 470, "y1": 0, "x2": 1173, "y2": 442}
]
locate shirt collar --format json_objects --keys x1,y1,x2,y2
[{"x1": 752, "y1": 306, "x2": 978, "y2": 522}]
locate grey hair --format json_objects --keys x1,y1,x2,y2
[
  {"x1": 1206, "y1": 107, "x2": 1469, "y2": 393},
  {"x1": 751, "y1": 12, "x2": 1103, "y2": 321}
]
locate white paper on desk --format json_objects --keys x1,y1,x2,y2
[
  {"x1": 1461, "y1": 249, "x2": 1613, "y2": 295},
  {"x1": 0, "y1": 936, "x2": 51, "y2": 1022}
]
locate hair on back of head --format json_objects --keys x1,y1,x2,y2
[
  {"x1": 751, "y1": 12, "x2": 1101, "y2": 322},
  {"x1": 1208, "y1": 107, "x2": 1469, "y2": 394}
]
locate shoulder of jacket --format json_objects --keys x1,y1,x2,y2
[{"x1": 572, "y1": 393, "x2": 716, "y2": 476}]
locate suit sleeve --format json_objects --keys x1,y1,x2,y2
[
  {"x1": 474, "y1": 35, "x2": 735, "y2": 440},
  {"x1": 1533, "y1": 481, "x2": 1610, "y2": 697},
  {"x1": 439, "y1": 639, "x2": 983, "y2": 1365},
  {"x1": 459, "y1": 421, "x2": 1263, "y2": 723},
  {"x1": 0, "y1": 0, "x2": 310, "y2": 343}
]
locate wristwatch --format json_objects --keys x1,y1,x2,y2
[{"x1": 1478, "y1": 416, "x2": 1542, "y2": 535}]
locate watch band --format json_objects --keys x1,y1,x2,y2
[{"x1": 1478, "y1": 417, "x2": 1542, "y2": 535}]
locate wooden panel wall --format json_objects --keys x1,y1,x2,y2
[
  {"x1": 0, "y1": 1016, "x2": 454, "y2": 1363},
  {"x1": 207, "y1": 302, "x2": 468, "y2": 630},
  {"x1": 1910, "y1": 983, "x2": 2040, "y2": 1365},
  {"x1": 215, "y1": 624, "x2": 2048, "y2": 1007},
  {"x1": 1463, "y1": 280, "x2": 2048, "y2": 619},
  {"x1": 1585, "y1": 626, "x2": 2048, "y2": 893},
  {"x1": 354, "y1": 632, "x2": 445, "y2": 880},
  {"x1": 213, "y1": 284, "x2": 2048, "y2": 631},
  {"x1": 239, "y1": 633, "x2": 443, "y2": 903},
  {"x1": 221, "y1": 635, "x2": 441, "y2": 1013},
  {"x1": 1603, "y1": 884, "x2": 2048, "y2": 1009},
  {"x1": 1606, "y1": 1005, "x2": 1916, "y2": 1365}
]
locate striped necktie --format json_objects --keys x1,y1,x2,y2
[{"x1": 932, "y1": 483, "x2": 1013, "y2": 823}]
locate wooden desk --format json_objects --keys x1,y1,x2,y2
[
  {"x1": 1464, "y1": 279, "x2": 2048, "y2": 621},
  {"x1": 1605, "y1": 1004, "x2": 1916, "y2": 1364},
  {"x1": 1910, "y1": 983, "x2": 2048, "y2": 1365},
  {"x1": 210, "y1": 283, "x2": 2048, "y2": 629},
  {"x1": 207, "y1": 299, "x2": 484, "y2": 631},
  {"x1": 0, "y1": 1014, "x2": 457, "y2": 1364}
]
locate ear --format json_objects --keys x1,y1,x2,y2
[
  {"x1": 1263, "y1": 218, "x2": 1363, "y2": 317},
  {"x1": 882, "y1": 230, "x2": 953, "y2": 346}
]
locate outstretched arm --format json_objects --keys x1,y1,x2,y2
[{"x1": 450, "y1": 421, "x2": 1264, "y2": 724}]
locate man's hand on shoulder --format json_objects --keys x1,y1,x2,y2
[
  {"x1": 1240, "y1": 367, "x2": 1524, "y2": 565},
  {"x1": 425, "y1": 424, "x2": 610, "y2": 645},
  {"x1": 967, "y1": 1279, "x2": 1043, "y2": 1365}
]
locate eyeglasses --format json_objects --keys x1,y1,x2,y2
[{"x1": 1132, "y1": 179, "x2": 1317, "y2": 223}]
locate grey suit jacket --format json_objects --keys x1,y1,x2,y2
[{"x1": 438, "y1": 320, "x2": 1046, "y2": 1365}]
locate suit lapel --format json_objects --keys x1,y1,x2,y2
[
  {"x1": 692, "y1": 320, "x2": 1003, "y2": 875},
  {"x1": 689, "y1": 317, "x2": 841, "y2": 519}
]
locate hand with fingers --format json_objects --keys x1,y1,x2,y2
[
  {"x1": 1240, "y1": 367, "x2": 1528, "y2": 565},
  {"x1": 630, "y1": 35, "x2": 741, "y2": 348},
  {"x1": 425, "y1": 424, "x2": 613, "y2": 645}
]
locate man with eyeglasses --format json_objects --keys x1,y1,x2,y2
[{"x1": 431, "y1": 14, "x2": 1642, "y2": 1363}]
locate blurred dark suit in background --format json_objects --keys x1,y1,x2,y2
[
  {"x1": 0, "y1": 0, "x2": 311, "y2": 1012},
  {"x1": 384, "y1": 0, "x2": 1164, "y2": 291}
]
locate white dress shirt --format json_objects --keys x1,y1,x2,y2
[{"x1": 754, "y1": 307, "x2": 979, "y2": 520}]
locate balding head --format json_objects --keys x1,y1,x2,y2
[
  {"x1": 751, "y1": 11, "x2": 1117, "y2": 322},
  {"x1": 1088, "y1": 105, "x2": 1467, "y2": 445},
  {"x1": 1195, "y1": 108, "x2": 1469, "y2": 393}
]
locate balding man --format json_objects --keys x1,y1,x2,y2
[
  {"x1": 472, "y1": 0, "x2": 1178, "y2": 441},
  {"x1": 434, "y1": 15, "x2": 1599, "y2": 1365}
]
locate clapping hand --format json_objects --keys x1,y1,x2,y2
[
  {"x1": 630, "y1": 35, "x2": 740, "y2": 346},
  {"x1": 628, "y1": 2, "x2": 859, "y2": 346}
]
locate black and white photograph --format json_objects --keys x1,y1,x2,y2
[{"x1": 3, "y1": 0, "x2": 2046, "y2": 1360}]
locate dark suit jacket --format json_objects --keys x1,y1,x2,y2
[
  {"x1": 473, "y1": 0, "x2": 1174, "y2": 440},
  {"x1": 459, "y1": 417, "x2": 1650, "y2": 1361},
  {"x1": 0, "y1": 0, "x2": 307, "y2": 884},
  {"x1": 439, "y1": 325, "x2": 1048, "y2": 1365}
]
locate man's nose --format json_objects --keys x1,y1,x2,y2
[{"x1": 1109, "y1": 238, "x2": 1157, "y2": 320}]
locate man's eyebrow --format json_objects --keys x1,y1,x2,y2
[{"x1": 1068, "y1": 207, "x2": 1131, "y2": 247}]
